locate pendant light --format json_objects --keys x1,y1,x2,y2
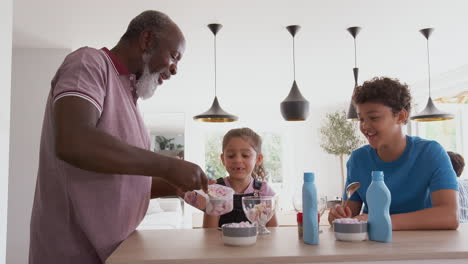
[
  {"x1": 410, "y1": 28, "x2": 454, "y2": 122},
  {"x1": 193, "y1": 24, "x2": 238, "y2": 122},
  {"x1": 346, "y1": 27, "x2": 361, "y2": 120},
  {"x1": 280, "y1": 25, "x2": 310, "y2": 121}
]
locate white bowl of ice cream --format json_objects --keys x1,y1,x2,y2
[
  {"x1": 205, "y1": 184, "x2": 234, "y2": 216},
  {"x1": 333, "y1": 218, "x2": 368, "y2": 241},
  {"x1": 221, "y1": 222, "x2": 257, "y2": 246},
  {"x1": 184, "y1": 184, "x2": 234, "y2": 216}
]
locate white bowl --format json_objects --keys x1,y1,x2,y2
[
  {"x1": 206, "y1": 197, "x2": 234, "y2": 216},
  {"x1": 333, "y1": 221, "x2": 368, "y2": 242},
  {"x1": 221, "y1": 224, "x2": 257, "y2": 246}
]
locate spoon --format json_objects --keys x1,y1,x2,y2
[{"x1": 342, "y1": 182, "x2": 361, "y2": 208}]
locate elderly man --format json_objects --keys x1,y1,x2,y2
[{"x1": 29, "y1": 10, "x2": 208, "y2": 264}]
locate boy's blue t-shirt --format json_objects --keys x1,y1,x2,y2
[{"x1": 344, "y1": 136, "x2": 458, "y2": 214}]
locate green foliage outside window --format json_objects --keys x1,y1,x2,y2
[
  {"x1": 204, "y1": 132, "x2": 283, "y2": 183},
  {"x1": 205, "y1": 132, "x2": 226, "y2": 179},
  {"x1": 262, "y1": 133, "x2": 282, "y2": 183}
]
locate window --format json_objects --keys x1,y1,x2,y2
[
  {"x1": 204, "y1": 131, "x2": 283, "y2": 183},
  {"x1": 412, "y1": 103, "x2": 468, "y2": 178},
  {"x1": 417, "y1": 119, "x2": 458, "y2": 151},
  {"x1": 204, "y1": 132, "x2": 225, "y2": 179}
]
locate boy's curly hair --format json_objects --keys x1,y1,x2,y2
[{"x1": 352, "y1": 77, "x2": 412, "y2": 124}]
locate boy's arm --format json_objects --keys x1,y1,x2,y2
[{"x1": 391, "y1": 189, "x2": 459, "y2": 230}]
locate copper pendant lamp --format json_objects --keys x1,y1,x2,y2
[
  {"x1": 193, "y1": 23, "x2": 238, "y2": 122},
  {"x1": 410, "y1": 28, "x2": 454, "y2": 122}
]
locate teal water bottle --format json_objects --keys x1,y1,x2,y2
[
  {"x1": 302, "y1": 172, "x2": 319, "y2": 245},
  {"x1": 367, "y1": 171, "x2": 392, "y2": 243}
]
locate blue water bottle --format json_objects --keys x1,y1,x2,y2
[
  {"x1": 302, "y1": 172, "x2": 319, "y2": 245},
  {"x1": 367, "y1": 171, "x2": 392, "y2": 243}
]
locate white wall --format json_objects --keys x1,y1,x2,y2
[
  {"x1": 7, "y1": 48, "x2": 70, "y2": 264},
  {"x1": 1, "y1": 1, "x2": 13, "y2": 263}
]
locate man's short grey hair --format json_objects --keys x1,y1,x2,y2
[{"x1": 121, "y1": 10, "x2": 174, "y2": 41}]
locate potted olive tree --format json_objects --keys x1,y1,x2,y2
[{"x1": 319, "y1": 110, "x2": 365, "y2": 189}]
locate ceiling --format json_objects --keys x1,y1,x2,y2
[{"x1": 13, "y1": 0, "x2": 468, "y2": 120}]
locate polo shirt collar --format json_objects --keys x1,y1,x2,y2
[{"x1": 101, "y1": 47, "x2": 130, "y2": 75}]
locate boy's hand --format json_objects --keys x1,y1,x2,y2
[
  {"x1": 354, "y1": 214, "x2": 368, "y2": 221},
  {"x1": 328, "y1": 204, "x2": 352, "y2": 225}
]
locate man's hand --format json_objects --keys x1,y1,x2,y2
[
  {"x1": 150, "y1": 176, "x2": 216, "y2": 199},
  {"x1": 164, "y1": 158, "x2": 209, "y2": 193},
  {"x1": 181, "y1": 179, "x2": 217, "y2": 211},
  {"x1": 328, "y1": 204, "x2": 352, "y2": 225}
]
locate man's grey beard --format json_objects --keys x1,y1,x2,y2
[{"x1": 135, "y1": 53, "x2": 160, "y2": 100}]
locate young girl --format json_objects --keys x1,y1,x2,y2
[
  {"x1": 203, "y1": 127, "x2": 278, "y2": 228},
  {"x1": 328, "y1": 77, "x2": 459, "y2": 230}
]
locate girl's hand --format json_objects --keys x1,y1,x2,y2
[{"x1": 328, "y1": 204, "x2": 352, "y2": 225}]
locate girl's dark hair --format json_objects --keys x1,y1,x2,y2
[
  {"x1": 447, "y1": 151, "x2": 465, "y2": 177},
  {"x1": 222, "y1": 128, "x2": 266, "y2": 181},
  {"x1": 352, "y1": 77, "x2": 412, "y2": 124}
]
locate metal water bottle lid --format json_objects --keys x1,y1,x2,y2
[
  {"x1": 304, "y1": 172, "x2": 315, "y2": 182},
  {"x1": 371, "y1": 171, "x2": 384, "y2": 181}
]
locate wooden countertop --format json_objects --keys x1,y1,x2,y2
[{"x1": 107, "y1": 224, "x2": 468, "y2": 264}]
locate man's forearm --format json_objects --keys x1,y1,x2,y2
[
  {"x1": 391, "y1": 206, "x2": 459, "y2": 230},
  {"x1": 151, "y1": 177, "x2": 180, "y2": 198},
  {"x1": 57, "y1": 126, "x2": 173, "y2": 179}
]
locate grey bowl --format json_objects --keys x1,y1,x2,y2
[
  {"x1": 333, "y1": 222, "x2": 367, "y2": 233},
  {"x1": 221, "y1": 225, "x2": 257, "y2": 237},
  {"x1": 221, "y1": 224, "x2": 258, "y2": 246},
  {"x1": 333, "y1": 221, "x2": 368, "y2": 242}
]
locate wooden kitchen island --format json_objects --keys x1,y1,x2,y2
[{"x1": 107, "y1": 224, "x2": 468, "y2": 264}]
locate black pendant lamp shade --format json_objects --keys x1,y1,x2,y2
[
  {"x1": 280, "y1": 25, "x2": 310, "y2": 121},
  {"x1": 193, "y1": 96, "x2": 237, "y2": 122},
  {"x1": 346, "y1": 26, "x2": 361, "y2": 120},
  {"x1": 410, "y1": 97, "x2": 454, "y2": 121},
  {"x1": 193, "y1": 24, "x2": 238, "y2": 123},
  {"x1": 410, "y1": 28, "x2": 454, "y2": 122}
]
